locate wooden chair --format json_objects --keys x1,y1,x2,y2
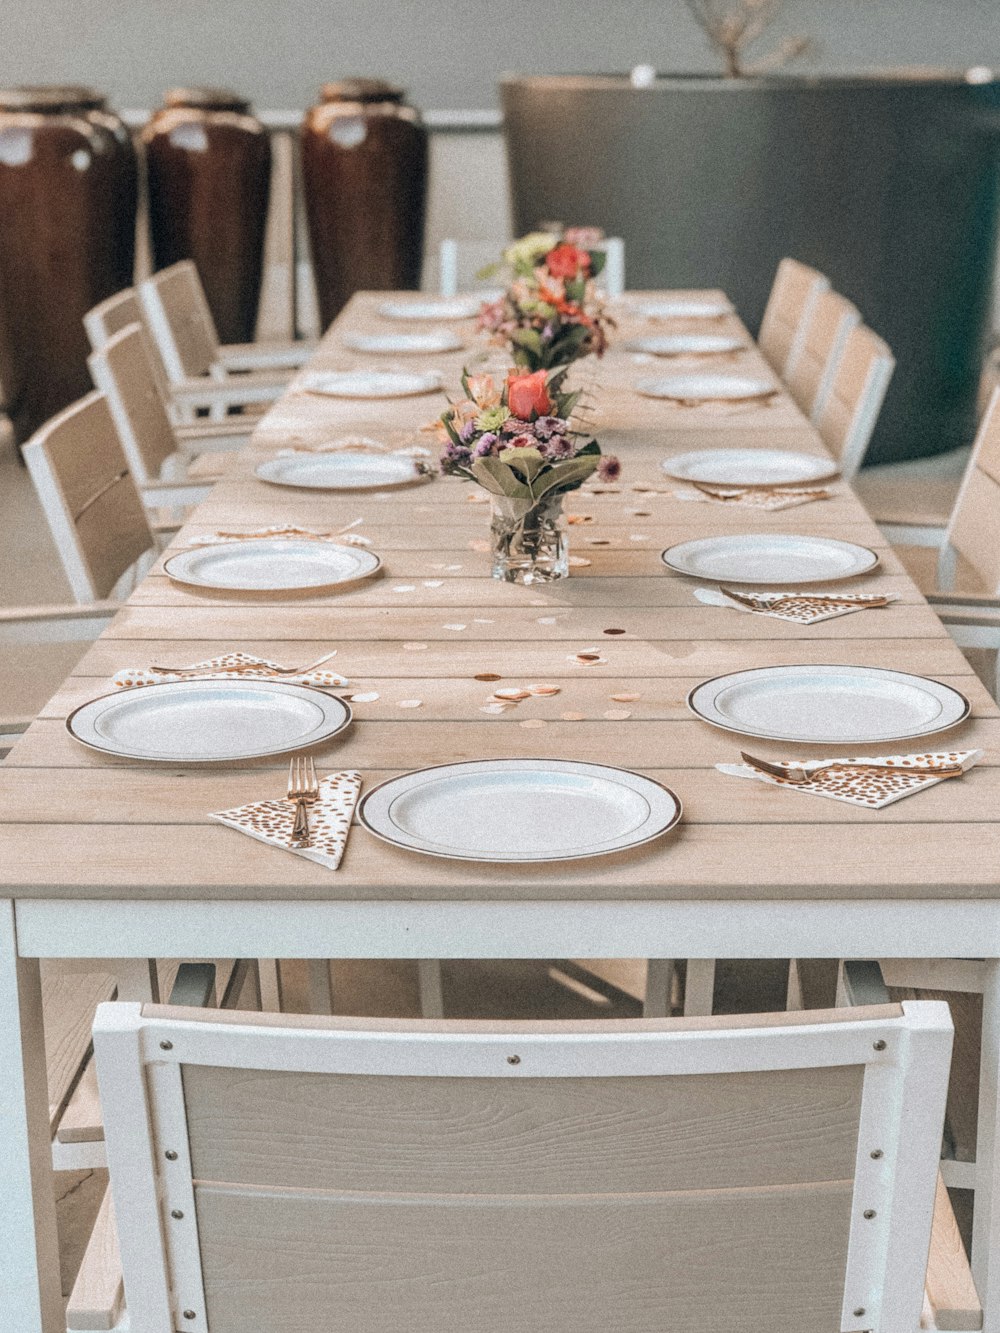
[
  {"x1": 784, "y1": 288, "x2": 861, "y2": 423},
  {"x1": 88, "y1": 324, "x2": 249, "y2": 513},
  {"x1": 758, "y1": 257, "x2": 830, "y2": 379},
  {"x1": 78, "y1": 990, "x2": 979, "y2": 1333},
  {"x1": 815, "y1": 322, "x2": 896, "y2": 480},
  {"x1": 139, "y1": 260, "x2": 312, "y2": 386},
  {"x1": 85, "y1": 286, "x2": 287, "y2": 425}
]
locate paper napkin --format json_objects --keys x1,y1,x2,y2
[
  {"x1": 210, "y1": 771, "x2": 363, "y2": 869},
  {"x1": 671, "y1": 483, "x2": 831, "y2": 510},
  {"x1": 694, "y1": 587, "x2": 899, "y2": 625},
  {"x1": 188, "y1": 525, "x2": 338, "y2": 545},
  {"x1": 718, "y1": 750, "x2": 983, "y2": 809},
  {"x1": 113, "y1": 652, "x2": 348, "y2": 690}
]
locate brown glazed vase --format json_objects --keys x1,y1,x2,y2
[
  {"x1": 0, "y1": 86, "x2": 137, "y2": 446},
  {"x1": 143, "y1": 88, "x2": 271, "y2": 345},
  {"x1": 301, "y1": 79, "x2": 428, "y2": 328}
]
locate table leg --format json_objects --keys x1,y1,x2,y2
[
  {"x1": 974, "y1": 958, "x2": 1000, "y2": 1332},
  {"x1": 0, "y1": 900, "x2": 63, "y2": 1333}
]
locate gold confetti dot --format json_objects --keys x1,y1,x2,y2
[
  {"x1": 398, "y1": 699, "x2": 423, "y2": 709},
  {"x1": 403, "y1": 642, "x2": 428, "y2": 651},
  {"x1": 630, "y1": 510, "x2": 652, "y2": 517},
  {"x1": 474, "y1": 672, "x2": 502, "y2": 681},
  {"x1": 566, "y1": 513, "x2": 594, "y2": 524},
  {"x1": 494, "y1": 687, "x2": 531, "y2": 701},
  {"x1": 603, "y1": 628, "x2": 627, "y2": 636},
  {"x1": 561, "y1": 711, "x2": 586, "y2": 721},
  {"x1": 519, "y1": 718, "x2": 546, "y2": 729},
  {"x1": 528, "y1": 684, "x2": 560, "y2": 696},
  {"x1": 588, "y1": 538, "x2": 611, "y2": 546},
  {"x1": 603, "y1": 709, "x2": 633, "y2": 720}
]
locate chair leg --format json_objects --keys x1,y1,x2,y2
[
  {"x1": 417, "y1": 960, "x2": 446, "y2": 1018},
  {"x1": 643, "y1": 959, "x2": 675, "y2": 1017},
  {"x1": 683, "y1": 959, "x2": 717, "y2": 1016},
  {"x1": 306, "y1": 960, "x2": 334, "y2": 1014},
  {"x1": 786, "y1": 958, "x2": 805, "y2": 1010},
  {"x1": 256, "y1": 960, "x2": 284, "y2": 1012}
]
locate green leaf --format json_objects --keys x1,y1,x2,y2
[
  {"x1": 469, "y1": 457, "x2": 532, "y2": 499},
  {"x1": 533, "y1": 454, "x2": 600, "y2": 498},
  {"x1": 499, "y1": 447, "x2": 545, "y2": 482},
  {"x1": 589, "y1": 249, "x2": 607, "y2": 277},
  {"x1": 476, "y1": 261, "x2": 501, "y2": 280},
  {"x1": 511, "y1": 328, "x2": 543, "y2": 354}
]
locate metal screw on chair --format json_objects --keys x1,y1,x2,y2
[
  {"x1": 165, "y1": 1150, "x2": 178, "y2": 1161},
  {"x1": 854, "y1": 1308, "x2": 866, "y2": 1318},
  {"x1": 171, "y1": 1209, "x2": 184, "y2": 1219},
  {"x1": 872, "y1": 1040, "x2": 886, "y2": 1051},
  {"x1": 507, "y1": 1054, "x2": 521, "y2": 1065},
  {"x1": 182, "y1": 1311, "x2": 197, "y2": 1321},
  {"x1": 863, "y1": 1209, "x2": 876, "y2": 1219},
  {"x1": 160, "y1": 1040, "x2": 173, "y2": 1050},
  {"x1": 870, "y1": 1148, "x2": 883, "y2": 1160}
]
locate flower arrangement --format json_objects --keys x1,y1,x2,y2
[
  {"x1": 439, "y1": 365, "x2": 620, "y2": 582},
  {"x1": 477, "y1": 229, "x2": 616, "y2": 372}
]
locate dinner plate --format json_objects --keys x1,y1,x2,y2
[
  {"x1": 378, "y1": 296, "x2": 491, "y2": 321},
  {"x1": 342, "y1": 330, "x2": 464, "y2": 355},
  {"x1": 661, "y1": 534, "x2": 879, "y2": 583},
  {"x1": 163, "y1": 539, "x2": 381, "y2": 594},
  {"x1": 627, "y1": 334, "x2": 746, "y2": 356},
  {"x1": 636, "y1": 373, "x2": 776, "y2": 401},
  {"x1": 358, "y1": 759, "x2": 682, "y2": 863},
  {"x1": 67, "y1": 680, "x2": 352, "y2": 762},
  {"x1": 255, "y1": 452, "x2": 426, "y2": 491},
  {"x1": 687, "y1": 665, "x2": 971, "y2": 745},
  {"x1": 299, "y1": 369, "x2": 442, "y2": 398},
  {"x1": 635, "y1": 298, "x2": 733, "y2": 319},
  {"x1": 662, "y1": 448, "x2": 839, "y2": 487}
]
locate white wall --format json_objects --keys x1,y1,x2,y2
[{"x1": 2, "y1": 0, "x2": 998, "y2": 112}]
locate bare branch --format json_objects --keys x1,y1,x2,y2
[{"x1": 684, "y1": 0, "x2": 811, "y2": 78}]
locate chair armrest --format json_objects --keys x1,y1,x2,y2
[
  {"x1": 0, "y1": 601, "x2": 121, "y2": 624},
  {"x1": 841, "y1": 960, "x2": 891, "y2": 1006},
  {"x1": 935, "y1": 606, "x2": 1000, "y2": 628},
  {"x1": 218, "y1": 340, "x2": 313, "y2": 371},
  {"x1": 925, "y1": 1175, "x2": 983, "y2": 1330},
  {"x1": 167, "y1": 962, "x2": 217, "y2": 1007},
  {"x1": 170, "y1": 376, "x2": 286, "y2": 412},
  {"x1": 0, "y1": 602, "x2": 122, "y2": 645},
  {"x1": 879, "y1": 521, "x2": 948, "y2": 549},
  {"x1": 928, "y1": 593, "x2": 1000, "y2": 613}
]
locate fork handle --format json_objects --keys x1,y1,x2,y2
[{"x1": 291, "y1": 798, "x2": 310, "y2": 846}]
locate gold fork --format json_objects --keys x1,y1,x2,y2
[
  {"x1": 287, "y1": 755, "x2": 320, "y2": 846},
  {"x1": 718, "y1": 586, "x2": 892, "y2": 611},
  {"x1": 150, "y1": 650, "x2": 339, "y2": 676},
  {"x1": 739, "y1": 751, "x2": 966, "y2": 784}
]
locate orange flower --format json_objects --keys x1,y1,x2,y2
[
  {"x1": 465, "y1": 374, "x2": 501, "y2": 409},
  {"x1": 546, "y1": 243, "x2": 591, "y2": 281},
  {"x1": 506, "y1": 369, "x2": 552, "y2": 419}
]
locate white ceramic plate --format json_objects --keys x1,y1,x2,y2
[
  {"x1": 628, "y1": 334, "x2": 746, "y2": 356},
  {"x1": 299, "y1": 369, "x2": 442, "y2": 398},
  {"x1": 636, "y1": 374, "x2": 776, "y2": 401},
  {"x1": 163, "y1": 539, "x2": 381, "y2": 594},
  {"x1": 687, "y1": 665, "x2": 971, "y2": 745},
  {"x1": 256, "y1": 453, "x2": 426, "y2": 491},
  {"x1": 67, "y1": 680, "x2": 352, "y2": 763},
  {"x1": 378, "y1": 296, "x2": 491, "y2": 321},
  {"x1": 635, "y1": 298, "x2": 733, "y2": 319},
  {"x1": 358, "y1": 759, "x2": 682, "y2": 863},
  {"x1": 661, "y1": 534, "x2": 879, "y2": 583},
  {"x1": 342, "y1": 330, "x2": 464, "y2": 355},
  {"x1": 662, "y1": 448, "x2": 839, "y2": 487}
]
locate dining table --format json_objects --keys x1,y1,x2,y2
[{"x1": 4, "y1": 289, "x2": 1000, "y2": 1333}]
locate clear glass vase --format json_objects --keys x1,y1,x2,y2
[{"x1": 490, "y1": 492, "x2": 568, "y2": 584}]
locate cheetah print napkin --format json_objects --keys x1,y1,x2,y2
[
  {"x1": 112, "y1": 652, "x2": 348, "y2": 690},
  {"x1": 718, "y1": 750, "x2": 983, "y2": 809},
  {"x1": 210, "y1": 771, "x2": 363, "y2": 869},
  {"x1": 694, "y1": 587, "x2": 898, "y2": 625},
  {"x1": 671, "y1": 484, "x2": 832, "y2": 510}
]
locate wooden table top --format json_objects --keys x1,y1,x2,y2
[{"x1": 2, "y1": 291, "x2": 997, "y2": 902}]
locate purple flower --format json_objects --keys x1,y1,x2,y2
[
  {"x1": 501, "y1": 416, "x2": 533, "y2": 436},
  {"x1": 443, "y1": 441, "x2": 473, "y2": 467},
  {"x1": 540, "y1": 434, "x2": 575, "y2": 459},
  {"x1": 597, "y1": 454, "x2": 622, "y2": 482},
  {"x1": 459, "y1": 419, "x2": 478, "y2": 443},
  {"x1": 474, "y1": 432, "x2": 499, "y2": 457},
  {"x1": 533, "y1": 415, "x2": 567, "y2": 441}
]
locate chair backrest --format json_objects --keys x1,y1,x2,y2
[
  {"x1": 88, "y1": 324, "x2": 179, "y2": 486},
  {"x1": 942, "y1": 386, "x2": 1000, "y2": 593},
  {"x1": 815, "y1": 323, "x2": 896, "y2": 479},
  {"x1": 785, "y1": 288, "x2": 862, "y2": 423},
  {"x1": 84, "y1": 288, "x2": 175, "y2": 402},
  {"x1": 94, "y1": 998, "x2": 952, "y2": 1333},
  {"x1": 758, "y1": 257, "x2": 830, "y2": 378},
  {"x1": 22, "y1": 393, "x2": 154, "y2": 602},
  {"x1": 139, "y1": 260, "x2": 221, "y2": 382}
]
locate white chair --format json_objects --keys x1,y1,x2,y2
[
  {"x1": 139, "y1": 260, "x2": 313, "y2": 385},
  {"x1": 85, "y1": 286, "x2": 288, "y2": 425},
  {"x1": 784, "y1": 288, "x2": 861, "y2": 423},
  {"x1": 88, "y1": 324, "x2": 249, "y2": 516},
  {"x1": 80, "y1": 989, "x2": 979, "y2": 1333},
  {"x1": 758, "y1": 257, "x2": 830, "y2": 379},
  {"x1": 437, "y1": 236, "x2": 626, "y2": 299},
  {"x1": 815, "y1": 322, "x2": 896, "y2": 480}
]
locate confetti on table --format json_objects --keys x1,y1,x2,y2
[
  {"x1": 588, "y1": 538, "x2": 611, "y2": 546},
  {"x1": 443, "y1": 622, "x2": 467, "y2": 631},
  {"x1": 519, "y1": 718, "x2": 546, "y2": 729},
  {"x1": 528, "y1": 684, "x2": 561, "y2": 696},
  {"x1": 610, "y1": 692, "x2": 641, "y2": 703},
  {"x1": 495, "y1": 687, "x2": 532, "y2": 701},
  {"x1": 347, "y1": 691, "x2": 380, "y2": 703},
  {"x1": 475, "y1": 672, "x2": 502, "y2": 681},
  {"x1": 561, "y1": 711, "x2": 586, "y2": 721},
  {"x1": 603, "y1": 628, "x2": 626, "y2": 636},
  {"x1": 480, "y1": 703, "x2": 509, "y2": 715},
  {"x1": 537, "y1": 616, "x2": 558, "y2": 625},
  {"x1": 393, "y1": 585, "x2": 416, "y2": 593},
  {"x1": 568, "y1": 556, "x2": 592, "y2": 567},
  {"x1": 629, "y1": 534, "x2": 650, "y2": 542},
  {"x1": 473, "y1": 617, "x2": 494, "y2": 623},
  {"x1": 630, "y1": 510, "x2": 653, "y2": 517},
  {"x1": 423, "y1": 580, "x2": 444, "y2": 588},
  {"x1": 403, "y1": 642, "x2": 428, "y2": 651},
  {"x1": 398, "y1": 699, "x2": 423, "y2": 709},
  {"x1": 566, "y1": 514, "x2": 594, "y2": 525},
  {"x1": 603, "y1": 709, "x2": 633, "y2": 720}
]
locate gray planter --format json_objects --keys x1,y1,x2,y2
[{"x1": 501, "y1": 73, "x2": 1000, "y2": 465}]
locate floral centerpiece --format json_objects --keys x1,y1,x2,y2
[
  {"x1": 439, "y1": 365, "x2": 620, "y2": 583},
  {"x1": 477, "y1": 229, "x2": 615, "y2": 373}
]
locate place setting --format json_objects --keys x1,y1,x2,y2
[
  {"x1": 296, "y1": 367, "x2": 445, "y2": 398},
  {"x1": 662, "y1": 532, "x2": 880, "y2": 583},
  {"x1": 161, "y1": 537, "x2": 383, "y2": 595},
  {"x1": 660, "y1": 446, "x2": 838, "y2": 508},
  {"x1": 378, "y1": 294, "x2": 498, "y2": 321},
  {"x1": 629, "y1": 296, "x2": 734, "y2": 320},
  {"x1": 635, "y1": 372, "x2": 780, "y2": 408},
  {"x1": 342, "y1": 329, "x2": 465, "y2": 355}
]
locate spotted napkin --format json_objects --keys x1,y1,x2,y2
[
  {"x1": 112, "y1": 652, "x2": 348, "y2": 690},
  {"x1": 189, "y1": 525, "x2": 336, "y2": 545},
  {"x1": 718, "y1": 750, "x2": 983, "y2": 809},
  {"x1": 671, "y1": 483, "x2": 831, "y2": 510},
  {"x1": 274, "y1": 435, "x2": 432, "y2": 461},
  {"x1": 694, "y1": 587, "x2": 898, "y2": 625},
  {"x1": 210, "y1": 771, "x2": 362, "y2": 869}
]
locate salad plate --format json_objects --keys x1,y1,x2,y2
[
  {"x1": 636, "y1": 373, "x2": 776, "y2": 402},
  {"x1": 342, "y1": 330, "x2": 464, "y2": 355},
  {"x1": 662, "y1": 448, "x2": 838, "y2": 487},
  {"x1": 358, "y1": 759, "x2": 682, "y2": 863},
  {"x1": 687, "y1": 665, "x2": 971, "y2": 745},
  {"x1": 163, "y1": 539, "x2": 381, "y2": 594},
  {"x1": 662, "y1": 534, "x2": 879, "y2": 583},
  {"x1": 628, "y1": 334, "x2": 746, "y2": 356},
  {"x1": 256, "y1": 452, "x2": 426, "y2": 491},
  {"x1": 298, "y1": 369, "x2": 442, "y2": 398},
  {"x1": 67, "y1": 680, "x2": 352, "y2": 762}
]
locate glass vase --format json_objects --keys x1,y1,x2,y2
[{"x1": 490, "y1": 492, "x2": 568, "y2": 584}]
